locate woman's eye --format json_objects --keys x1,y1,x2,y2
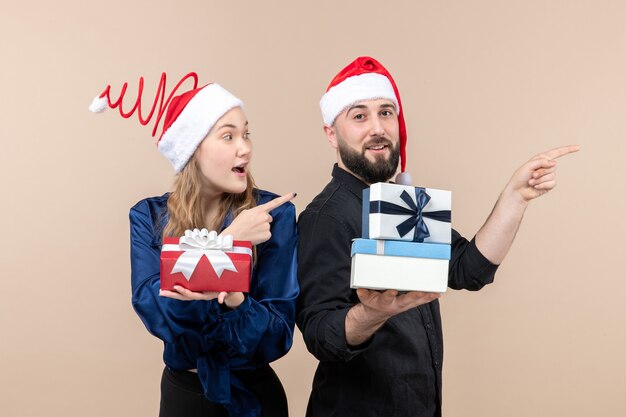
[
  {"x1": 223, "y1": 134, "x2": 233, "y2": 141},
  {"x1": 244, "y1": 132, "x2": 251, "y2": 140}
]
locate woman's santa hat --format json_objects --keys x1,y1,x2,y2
[
  {"x1": 89, "y1": 72, "x2": 243, "y2": 172},
  {"x1": 320, "y1": 56, "x2": 411, "y2": 183}
]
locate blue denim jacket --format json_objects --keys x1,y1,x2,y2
[{"x1": 129, "y1": 189, "x2": 299, "y2": 417}]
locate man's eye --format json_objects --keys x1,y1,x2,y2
[
  {"x1": 381, "y1": 110, "x2": 393, "y2": 116},
  {"x1": 354, "y1": 114, "x2": 365, "y2": 120}
]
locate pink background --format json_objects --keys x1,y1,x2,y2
[{"x1": 1, "y1": 1, "x2": 624, "y2": 416}]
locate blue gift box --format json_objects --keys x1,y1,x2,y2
[
  {"x1": 350, "y1": 238, "x2": 450, "y2": 293},
  {"x1": 363, "y1": 182, "x2": 452, "y2": 244},
  {"x1": 351, "y1": 238, "x2": 451, "y2": 259}
]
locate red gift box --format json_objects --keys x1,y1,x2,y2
[{"x1": 160, "y1": 236, "x2": 252, "y2": 292}]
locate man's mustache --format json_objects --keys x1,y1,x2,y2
[{"x1": 363, "y1": 137, "x2": 394, "y2": 149}]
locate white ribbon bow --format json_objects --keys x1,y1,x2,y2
[{"x1": 171, "y1": 229, "x2": 238, "y2": 280}]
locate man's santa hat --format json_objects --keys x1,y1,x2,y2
[
  {"x1": 89, "y1": 72, "x2": 243, "y2": 172},
  {"x1": 320, "y1": 56, "x2": 410, "y2": 182}
]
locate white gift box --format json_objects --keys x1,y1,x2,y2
[
  {"x1": 363, "y1": 182, "x2": 452, "y2": 244},
  {"x1": 350, "y1": 239, "x2": 450, "y2": 293}
]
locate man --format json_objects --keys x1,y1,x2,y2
[{"x1": 296, "y1": 56, "x2": 578, "y2": 417}]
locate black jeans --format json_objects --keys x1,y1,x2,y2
[{"x1": 159, "y1": 365, "x2": 288, "y2": 417}]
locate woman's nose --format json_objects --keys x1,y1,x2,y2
[{"x1": 237, "y1": 137, "x2": 252, "y2": 157}]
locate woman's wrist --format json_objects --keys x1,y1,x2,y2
[
  {"x1": 223, "y1": 292, "x2": 245, "y2": 309},
  {"x1": 220, "y1": 225, "x2": 237, "y2": 239}
]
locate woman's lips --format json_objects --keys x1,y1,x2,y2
[{"x1": 232, "y1": 164, "x2": 247, "y2": 176}]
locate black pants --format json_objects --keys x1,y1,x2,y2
[{"x1": 159, "y1": 366, "x2": 288, "y2": 417}]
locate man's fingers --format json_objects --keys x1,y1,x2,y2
[
  {"x1": 535, "y1": 144, "x2": 580, "y2": 161},
  {"x1": 357, "y1": 288, "x2": 397, "y2": 304},
  {"x1": 529, "y1": 173, "x2": 556, "y2": 186},
  {"x1": 258, "y1": 192, "x2": 297, "y2": 212},
  {"x1": 357, "y1": 288, "x2": 440, "y2": 314},
  {"x1": 400, "y1": 291, "x2": 440, "y2": 303},
  {"x1": 356, "y1": 288, "x2": 371, "y2": 301},
  {"x1": 533, "y1": 180, "x2": 556, "y2": 190},
  {"x1": 379, "y1": 290, "x2": 399, "y2": 303},
  {"x1": 532, "y1": 166, "x2": 556, "y2": 179},
  {"x1": 528, "y1": 158, "x2": 556, "y2": 171}
]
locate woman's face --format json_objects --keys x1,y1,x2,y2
[{"x1": 195, "y1": 107, "x2": 252, "y2": 196}]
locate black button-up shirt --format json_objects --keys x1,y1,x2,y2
[{"x1": 297, "y1": 164, "x2": 498, "y2": 417}]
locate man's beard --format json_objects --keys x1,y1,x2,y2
[{"x1": 337, "y1": 135, "x2": 400, "y2": 184}]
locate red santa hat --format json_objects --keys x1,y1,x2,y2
[
  {"x1": 89, "y1": 72, "x2": 243, "y2": 172},
  {"x1": 319, "y1": 56, "x2": 408, "y2": 175}
]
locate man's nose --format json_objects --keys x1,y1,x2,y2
[{"x1": 369, "y1": 116, "x2": 385, "y2": 136}]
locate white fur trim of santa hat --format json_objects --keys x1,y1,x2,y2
[
  {"x1": 319, "y1": 72, "x2": 399, "y2": 126},
  {"x1": 158, "y1": 83, "x2": 243, "y2": 172}
]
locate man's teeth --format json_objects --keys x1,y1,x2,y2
[{"x1": 369, "y1": 145, "x2": 386, "y2": 150}]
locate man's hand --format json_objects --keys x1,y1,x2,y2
[
  {"x1": 222, "y1": 192, "x2": 296, "y2": 245},
  {"x1": 356, "y1": 288, "x2": 440, "y2": 319},
  {"x1": 475, "y1": 144, "x2": 579, "y2": 264},
  {"x1": 506, "y1": 145, "x2": 580, "y2": 203},
  {"x1": 345, "y1": 289, "x2": 441, "y2": 346}
]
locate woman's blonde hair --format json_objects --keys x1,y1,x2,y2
[{"x1": 163, "y1": 155, "x2": 257, "y2": 238}]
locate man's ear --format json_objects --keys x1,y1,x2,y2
[{"x1": 324, "y1": 125, "x2": 338, "y2": 149}]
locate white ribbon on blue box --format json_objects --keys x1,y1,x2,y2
[
  {"x1": 363, "y1": 182, "x2": 452, "y2": 244},
  {"x1": 350, "y1": 238, "x2": 450, "y2": 293}
]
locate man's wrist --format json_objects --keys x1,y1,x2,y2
[
  {"x1": 353, "y1": 302, "x2": 391, "y2": 327},
  {"x1": 501, "y1": 184, "x2": 530, "y2": 209},
  {"x1": 346, "y1": 303, "x2": 388, "y2": 347}
]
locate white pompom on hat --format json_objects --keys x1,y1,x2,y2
[{"x1": 89, "y1": 72, "x2": 243, "y2": 172}]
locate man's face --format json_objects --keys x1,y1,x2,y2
[{"x1": 326, "y1": 99, "x2": 400, "y2": 184}]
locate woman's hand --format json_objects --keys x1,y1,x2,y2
[
  {"x1": 222, "y1": 192, "x2": 296, "y2": 245},
  {"x1": 160, "y1": 286, "x2": 245, "y2": 309}
]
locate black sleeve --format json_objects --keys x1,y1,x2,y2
[
  {"x1": 448, "y1": 228, "x2": 499, "y2": 291},
  {"x1": 296, "y1": 211, "x2": 371, "y2": 362}
]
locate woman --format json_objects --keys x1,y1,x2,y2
[{"x1": 90, "y1": 73, "x2": 298, "y2": 417}]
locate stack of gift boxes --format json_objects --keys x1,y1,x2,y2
[{"x1": 351, "y1": 182, "x2": 452, "y2": 293}]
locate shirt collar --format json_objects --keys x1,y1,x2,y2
[{"x1": 331, "y1": 163, "x2": 369, "y2": 200}]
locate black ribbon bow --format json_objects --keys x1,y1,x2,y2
[{"x1": 369, "y1": 188, "x2": 451, "y2": 242}]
